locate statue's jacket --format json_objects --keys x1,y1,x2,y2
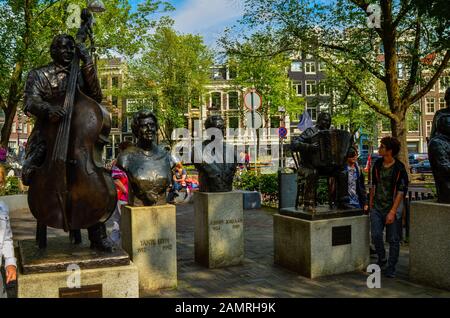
[{"x1": 23, "y1": 62, "x2": 102, "y2": 164}]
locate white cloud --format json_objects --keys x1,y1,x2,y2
[{"x1": 172, "y1": 0, "x2": 244, "y2": 36}]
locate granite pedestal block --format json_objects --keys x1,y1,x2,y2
[
  {"x1": 121, "y1": 204, "x2": 177, "y2": 294},
  {"x1": 194, "y1": 192, "x2": 244, "y2": 268},
  {"x1": 410, "y1": 201, "x2": 450, "y2": 291},
  {"x1": 235, "y1": 190, "x2": 261, "y2": 209},
  {"x1": 17, "y1": 238, "x2": 138, "y2": 298},
  {"x1": 274, "y1": 211, "x2": 369, "y2": 279}
]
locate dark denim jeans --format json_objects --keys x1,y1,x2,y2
[{"x1": 370, "y1": 208, "x2": 402, "y2": 272}]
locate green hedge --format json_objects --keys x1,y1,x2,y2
[
  {"x1": 234, "y1": 170, "x2": 330, "y2": 207},
  {"x1": 234, "y1": 171, "x2": 278, "y2": 206},
  {"x1": 0, "y1": 176, "x2": 23, "y2": 196}
]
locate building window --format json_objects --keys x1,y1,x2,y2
[
  {"x1": 305, "y1": 62, "x2": 316, "y2": 74},
  {"x1": 111, "y1": 113, "x2": 119, "y2": 129},
  {"x1": 270, "y1": 116, "x2": 280, "y2": 128},
  {"x1": 440, "y1": 76, "x2": 450, "y2": 92},
  {"x1": 426, "y1": 120, "x2": 433, "y2": 136},
  {"x1": 426, "y1": 97, "x2": 435, "y2": 114},
  {"x1": 440, "y1": 97, "x2": 446, "y2": 109},
  {"x1": 212, "y1": 68, "x2": 226, "y2": 80},
  {"x1": 23, "y1": 123, "x2": 28, "y2": 134},
  {"x1": 211, "y1": 92, "x2": 222, "y2": 110},
  {"x1": 12, "y1": 124, "x2": 16, "y2": 133},
  {"x1": 293, "y1": 83, "x2": 303, "y2": 96},
  {"x1": 319, "y1": 82, "x2": 330, "y2": 96},
  {"x1": 307, "y1": 107, "x2": 317, "y2": 121},
  {"x1": 228, "y1": 116, "x2": 239, "y2": 129},
  {"x1": 112, "y1": 96, "x2": 119, "y2": 108},
  {"x1": 112, "y1": 76, "x2": 119, "y2": 88},
  {"x1": 228, "y1": 92, "x2": 239, "y2": 110},
  {"x1": 291, "y1": 61, "x2": 302, "y2": 72},
  {"x1": 306, "y1": 80, "x2": 317, "y2": 96}
]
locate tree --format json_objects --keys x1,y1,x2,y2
[
  {"x1": 220, "y1": 0, "x2": 450, "y2": 168},
  {"x1": 227, "y1": 37, "x2": 304, "y2": 128},
  {"x1": 0, "y1": 0, "x2": 173, "y2": 148},
  {"x1": 126, "y1": 26, "x2": 213, "y2": 144}
]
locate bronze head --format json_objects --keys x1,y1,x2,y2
[
  {"x1": 437, "y1": 114, "x2": 450, "y2": 137},
  {"x1": 204, "y1": 115, "x2": 225, "y2": 134},
  {"x1": 131, "y1": 109, "x2": 158, "y2": 150},
  {"x1": 316, "y1": 112, "x2": 332, "y2": 130},
  {"x1": 50, "y1": 34, "x2": 76, "y2": 67}
]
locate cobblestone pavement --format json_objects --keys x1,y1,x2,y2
[{"x1": 10, "y1": 204, "x2": 450, "y2": 298}]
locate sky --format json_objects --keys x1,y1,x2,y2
[{"x1": 130, "y1": 0, "x2": 246, "y2": 46}]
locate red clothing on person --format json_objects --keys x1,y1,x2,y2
[{"x1": 112, "y1": 165, "x2": 128, "y2": 202}]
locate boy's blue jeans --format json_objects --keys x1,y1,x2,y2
[{"x1": 370, "y1": 208, "x2": 402, "y2": 272}]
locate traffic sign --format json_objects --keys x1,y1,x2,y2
[
  {"x1": 244, "y1": 111, "x2": 262, "y2": 129},
  {"x1": 278, "y1": 127, "x2": 288, "y2": 138},
  {"x1": 244, "y1": 90, "x2": 262, "y2": 111}
]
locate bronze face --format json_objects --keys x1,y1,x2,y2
[
  {"x1": 52, "y1": 36, "x2": 76, "y2": 67},
  {"x1": 137, "y1": 117, "x2": 157, "y2": 145}
]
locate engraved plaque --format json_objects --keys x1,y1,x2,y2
[
  {"x1": 332, "y1": 225, "x2": 351, "y2": 246},
  {"x1": 59, "y1": 284, "x2": 103, "y2": 298}
]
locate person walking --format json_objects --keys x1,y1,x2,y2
[{"x1": 369, "y1": 137, "x2": 408, "y2": 278}]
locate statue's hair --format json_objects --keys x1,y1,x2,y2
[
  {"x1": 50, "y1": 34, "x2": 75, "y2": 61},
  {"x1": 445, "y1": 87, "x2": 450, "y2": 102},
  {"x1": 131, "y1": 109, "x2": 159, "y2": 137},
  {"x1": 204, "y1": 115, "x2": 224, "y2": 129},
  {"x1": 317, "y1": 112, "x2": 331, "y2": 122},
  {"x1": 437, "y1": 113, "x2": 450, "y2": 133}
]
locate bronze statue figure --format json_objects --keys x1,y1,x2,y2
[
  {"x1": 117, "y1": 110, "x2": 174, "y2": 206},
  {"x1": 428, "y1": 105, "x2": 450, "y2": 204},
  {"x1": 290, "y1": 112, "x2": 352, "y2": 212},
  {"x1": 22, "y1": 11, "x2": 117, "y2": 252},
  {"x1": 193, "y1": 115, "x2": 238, "y2": 192}
]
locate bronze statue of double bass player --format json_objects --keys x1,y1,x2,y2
[{"x1": 22, "y1": 9, "x2": 117, "y2": 252}]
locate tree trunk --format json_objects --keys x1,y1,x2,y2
[{"x1": 390, "y1": 113, "x2": 409, "y2": 172}]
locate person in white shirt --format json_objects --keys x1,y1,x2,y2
[{"x1": 0, "y1": 165, "x2": 17, "y2": 298}]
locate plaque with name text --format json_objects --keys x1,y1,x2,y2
[
  {"x1": 332, "y1": 225, "x2": 352, "y2": 246},
  {"x1": 59, "y1": 284, "x2": 103, "y2": 298}
]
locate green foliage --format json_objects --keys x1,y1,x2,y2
[
  {"x1": 0, "y1": 176, "x2": 22, "y2": 196},
  {"x1": 126, "y1": 26, "x2": 213, "y2": 144},
  {"x1": 234, "y1": 170, "x2": 279, "y2": 205},
  {"x1": 0, "y1": 0, "x2": 173, "y2": 144},
  {"x1": 227, "y1": 36, "x2": 304, "y2": 122}
]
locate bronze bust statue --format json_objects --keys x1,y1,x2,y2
[
  {"x1": 194, "y1": 115, "x2": 238, "y2": 192},
  {"x1": 428, "y1": 112, "x2": 450, "y2": 204},
  {"x1": 117, "y1": 110, "x2": 174, "y2": 206}
]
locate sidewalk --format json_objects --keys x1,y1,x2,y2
[{"x1": 10, "y1": 204, "x2": 450, "y2": 298}]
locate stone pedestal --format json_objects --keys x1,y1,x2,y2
[
  {"x1": 235, "y1": 190, "x2": 261, "y2": 210},
  {"x1": 410, "y1": 201, "x2": 450, "y2": 291},
  {"x1": 17, "y1": 238, "x2": 138, "y2": 298},
  {"x1": 274, "y1": 210, "x2": 369, "y2": 279},
  {"x1": 194, "y1": 192, "x2": 244, "y2": 268},
  {"x1": 121, "y1": 204, "x2": 177, "y2": 294}
]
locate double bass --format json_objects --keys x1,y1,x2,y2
[{"x1": 27, "y1": 9, "x2": 116, "y2": 232}]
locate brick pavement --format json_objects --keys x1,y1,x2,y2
[{"x1": 9, "y1": 204, "x2": 450, "y2": 298}]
